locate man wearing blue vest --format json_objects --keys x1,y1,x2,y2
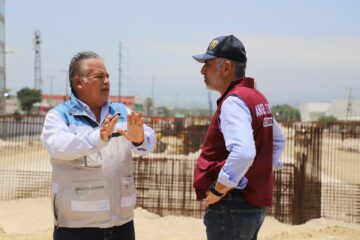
[
  {"x1": 192, "y1": 35, "x2": 286, "y2": 240},
  {"x1": 41, "y1": 51, "x2": 156, "y2": 240}
]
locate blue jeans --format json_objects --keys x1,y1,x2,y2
[
  {"x1": 53, "y1": 220, "x2": 135, "y2": 240},
  {"x1": 204, "y1": 190, "x2": 265, "y2": 240}
]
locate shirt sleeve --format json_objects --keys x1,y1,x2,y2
[
  {"x1": 272, "y1": 118, "x2": 286, "y2": 170},
  {"x1": 217, "y1": 96, "x2": 256, "y2": 188},
  {"x1": 40, "y1": 110, "x2": 107, "y2": 160}
]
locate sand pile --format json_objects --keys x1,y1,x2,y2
[{"x1": 0, "y1": 198, "x2": 359, "y2": 240}]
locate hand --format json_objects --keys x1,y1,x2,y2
[
  {"x1": 117, "y1": 112, "x2": 144, "y2": 145},
  {"x1": 202, "y1": 191, "x2": 223, "y2": 209},
  {"x1": 100, "y1": 114, "x2": 119, "y2": 142},
  {"x1": 202, "y1": 182, "x2": 231, "y2": 209}
]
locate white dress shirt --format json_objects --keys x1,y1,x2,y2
[{"x1": 217, "y1": 96, "x2": 286, "y2": 189}]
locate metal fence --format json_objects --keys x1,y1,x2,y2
[
  {"x1": 0, "y1": 115, "x2": 50, "y2": 199},
  {"x1": 0, "y1": 115, "x2": 359, "y2": 225}
]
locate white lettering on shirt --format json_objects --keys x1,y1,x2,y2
[
  {"x1": 255, "y1": 103, "x2": 271, "y2": 117},
  {"x1": 263, "y1": 117, "x2": 273, "y2": 127}
]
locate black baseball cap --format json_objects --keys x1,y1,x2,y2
[{"x1": 192, "y1": 35, "x2": 247, "y2": 63}]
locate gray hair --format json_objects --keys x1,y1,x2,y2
[
  {"x1": 231, "y1": 60, "x2": 246, "y2": 78},
  {"x1": 68, "y1": 51, "x2": 101, "y2": 95},
  {"x1": 216, "y1": 58, "x2": 246, "y2": 78}
]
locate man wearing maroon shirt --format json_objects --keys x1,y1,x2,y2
[{"x1": 192, "y1": 35, "x2": 286, "y2": 240}]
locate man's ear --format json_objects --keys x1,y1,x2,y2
[
  {"x1": 73, "y1": 76, "x2": 85, "y2": 91},
  {"x1": 223, "y1": 60, "x2": 234, "y2": 77}
]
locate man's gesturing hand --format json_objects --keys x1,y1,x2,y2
[
  {"x1": 118, "y1": 112, "x2": 144, "y2": 145},
  {"x1": 100, "y1": 114, "x2": 119, "y2": 142}
]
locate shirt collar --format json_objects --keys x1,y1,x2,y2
[
  {"x1": 216, "y1": 77, "x2": 254, "y2": 106},
  {"x1": 69, "y1": 93, "x2": 111, "y2": 124}
]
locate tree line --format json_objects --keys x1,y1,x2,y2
[{"x1": 12, "y1": 87, "x2": 337, "y2": 125}]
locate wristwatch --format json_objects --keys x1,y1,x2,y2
[{"x1": 209, "y1": 182, "x2": 224, "y2": 197}]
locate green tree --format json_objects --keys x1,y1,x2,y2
[
  {"x1": 318, "y1": 115, "x2": 337, "y2": 128},
  {"x1": 271, "y1": 104, "x2": 300, "y2": 121},
  {"x1": 16, "y1": 87, "x2": 42, "y2": 113},
  {"x1": 156, "y1": 106, "x2": 171, "y2": 116}
]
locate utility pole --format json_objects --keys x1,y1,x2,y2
[
  {"x1": 151, "y1": 74, "x2": 155, "y2": 116},
  {"x1": 0, "y1": 0, "x2": 6, "y2": 115},
  {"x1": 61, "y1": 70, "x2": 69, "y2": 100},
  {"x1": 48, "y1": 75, "x2": 55, "y2": 107},
  {"x1": 118, "y1": 41, "x2": 122, "y2": 102},
  {"x1": 346, "y1": 87, "x2": 352, "y2": 120},
  {"x1": 33, "y1": 30, "x2": 42, "y2": 91}
]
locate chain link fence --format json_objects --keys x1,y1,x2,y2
[{"x1": 0, "y1": 115, "x2": 359, "y2": 224}]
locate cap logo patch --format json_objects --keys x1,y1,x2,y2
[{"x1": 208, "y1": 39, "x2": 219, "y2": 51}]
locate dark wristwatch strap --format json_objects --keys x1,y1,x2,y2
[{"x1": 209, "y1": 182, "x2": 224, "y2": 197}]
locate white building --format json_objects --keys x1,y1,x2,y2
[
  {"x1": 5, "y1": 97, "x2": 19, "y2": 114},
  {"x1": 300, "y1": 100, "x2": 360, "y2": 121},
  {"x1": 300, "y1": 103, "x2": 331, "y2": 121}
]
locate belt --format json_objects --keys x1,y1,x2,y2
[{"x1": 224, "y1": 188, "x2": 244, "y2": 199}]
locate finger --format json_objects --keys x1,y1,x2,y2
[
  {"x1": 128, "y1": 113, "x2": 134, "y2": 125},
  {"x1": 102, "y1": 115, "x2": 112, "y2": 127},
  {"x1": 132, "y1": 112, "x2": 138, "y2": 124},
  {"x1": 133, "y1": 112, "x2": 141, "y2": 124},
  {"x1": 139, "y1": 118, "x2": 144, "y2": 126},
  {"x1": 106, "y1": 114, "x2": 112, "y2": 122},
  {"x1": 202, "y1": 199, "x2": 208, "y2": 209},
  {"x1": 107, "y1": 117, "x2": 118, "y2": 135},
  {"x1": 102, "y1": 117, "x2": 110, "y2": 127},
  {"x1": 131, "y1": 113, "x2": 137, "y2": 125},
  {"x1": 110, "y1": 115, "x2": 119, "y2": 126},
  {"x1": 100, "y1": 119, "x2": 111, "y2": 142}
]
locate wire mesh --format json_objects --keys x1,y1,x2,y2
[{"x1": 0, "y1": 115, "x2": 359, "y2": 224}]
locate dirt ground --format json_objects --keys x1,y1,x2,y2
[{"x1": 0, "y1": 198, "x2": 360, "y2": 240}]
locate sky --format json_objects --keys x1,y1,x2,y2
[{"x1": 4, "y1": 0, "x2": 360, "y2": 108}]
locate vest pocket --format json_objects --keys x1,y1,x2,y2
[
  {"x1": 196, "y1": 157, "x2": 217, "y2": 171},
  {"x1": 119, "y1": 176, "x2": 136, "y2": 219},
  {"x1": 59, "y1": 180, "x2": 111, "y2": 225},
  {"x1": 193, "y1": 158, "x2": 216, "y2": 190},
  {"x1": 193, "y1": 158, "x2": 226, "y2": 200},
  {"x1": 83, "y1": 152, "x2": 103, "y2": 168}
]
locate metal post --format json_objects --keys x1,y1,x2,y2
[{"x1": 118, "y1": 41, "x2": 122, "y2": 102}]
